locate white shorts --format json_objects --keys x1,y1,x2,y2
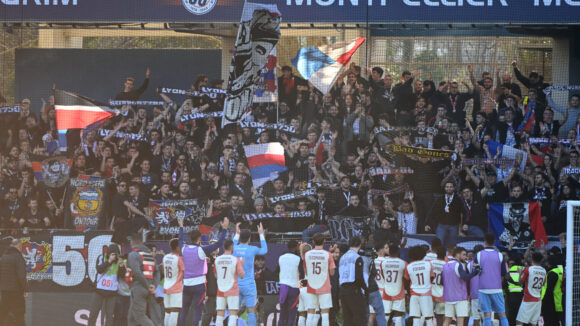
[
  {"x1": 409, "y1": 295, "x2": 434, "y2": 318},
  {"x1": 216, "y1": 295, "x2": 239, "y2": 311},
  {"x1": 163, "y1": 292, "x2": 182, "y2": 309},
  {"x1": 434, "y1": 301, "x2": 445, "y2": 315},
  {"x1": 471, "y1": 299, "x2": 484, "y2": 320},
  {"x1": 298, "y1": 287, "x2": 309, "y2": 312},
  {"x1": 516, "y1": 301, "x2": 542, "y2": 324},
  {"x1": 384, "y1": 299, "x2": 406, "y2": 314},
  {"x1": 306, "y1": 292, "x2": 332, "y2": 310},
  {"x1": 445, "y1": 300, "x2": 469, "y2": 318}
]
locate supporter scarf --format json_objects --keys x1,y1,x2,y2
[
  {"x1": 239, "y1": 121, "x2": 295, "y2": 133},
  {"x1": 159, "y1": 87, "x2": 218, "y2": 99},
  {"x1": 373, "y1": 125, "x2": 437, "y2": 136},
  {"x1": 180, "y1": 111, "x2": 224, "y2": 122},
  {"x1": 368, "y1": 184, "x2": 409, "y2": 196},
  {"x1": 543, "y1": 85, "x2": 580, "y2": 95},
  {"x1": 528, "y1": 137, "x2": 574, "y2": 146},
  {"x1": 461, "y1": 158, "x2": 515, "y2": 166},
  {"x1": 0, "y1": 105, "x2": 20, "y2": 114},
  {"x1": 389, "y1": 144, "x2": 458, "y2": 161},
  {"x1": 368, "y1": 167, "x2": 414, "y2": 177},
  {"x1": 200, "y1": 86, "x2": 227, "y2": 95},
  {"x1": 243, "y1": 210, "x2": 313, "y2": 221},
  {"x1": 267, "y1": 188, "x2": 317, "y2": 205},
  {"x1": 98, "y1": 129, "x2": 147, "y2": 141},
  {"x1": 109, "y1": 100, "x2": 165, "y2": 106},
  {"x1": 563, "y1": 167, "x2": 580, "y2": 175}
]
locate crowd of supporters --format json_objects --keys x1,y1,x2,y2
[{"x1": 0, "y1": 60, "x2": 577, "y2": 246}]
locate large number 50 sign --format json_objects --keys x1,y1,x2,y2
[{"x1": 52, "y1": 234, "x2": 112, "y2": 287}]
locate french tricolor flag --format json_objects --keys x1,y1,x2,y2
[
  {"x1": 244, "y1": 142, "x2": 287, "y2": 189},
  {"x1": 291, "y1": 37, "x2": 366, "y2": 95}
]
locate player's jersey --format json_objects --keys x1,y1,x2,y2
[
  {"x1": 405, "y1": 260, "x2": 433, "y2": 296},
  {"x1": 521, "y1": 265, "x2": 546, "y2": 302},
  {"x1": 424, "y1": 251, "x2": 437, "y2": 261},
  {"x1": 233, "y1": 234, "x2": 268, "y2": 286},
  {"x1": 304, "y1": 249, "x2": 335, "y2": 294},
  {"x1": 374, "y1": 256, "x2": 387, "y2": 290},
  {"x1": 214, "y1": 254, "x2": 244, "y2": 296},
  {"x1": 381, "y1": 257, "x2": 407, "y2": 300},
  {"x1": 162, "y1": 253, "x2": 184, "y2": 294},
  {"x1": 431, "y1": 259, "x2": 445, "y2": 302}
]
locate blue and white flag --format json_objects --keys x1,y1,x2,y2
[
  {"x1": 485, "y1": 140, "x2": 527, "y2": 172},
  {"x1": 291, "y1": 37, "x2": 365, "y2": 95}
]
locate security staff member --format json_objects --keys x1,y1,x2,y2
[
  {"x1": 542, "y1": 254, "x2": 564, "y2": 326},
  {"x1": 505, "y1": 255, "x2": 524, "y2": 326},
  {"x1": 339, "y1": 236, "x2": 368, "y2": 326}
]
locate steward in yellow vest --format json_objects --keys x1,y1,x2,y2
[{"x1": 542, "y1": 254, "x2": 564, "y2": 326}]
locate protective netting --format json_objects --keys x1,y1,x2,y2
[{"x1": 571, "y1": 204, "x2": 580, "y2": 325}]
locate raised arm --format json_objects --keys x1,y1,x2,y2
[
  {"x1": 255, "y1": 222, "x2": 268, "y2": 255},
  {"x1": 202, "y1": 217, "x2": 230, "y2": 255}
]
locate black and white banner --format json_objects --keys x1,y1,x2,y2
[
  {"x1": 222, "y1": 2, "x2": 281, "y2": 127},
  {"x1": 240, "y1": 121, "x2": 295, "y2": 133},
  {"x1": 98, "y1": 129, "x2": 147, "y2": 141},
  {"x1": 243, "y1": 210, "x2": 313, "y2": 221},
  {"x1": 368, "y1": 167, "x2": 414, "y2": 177},
  {"x1": 267, "y1": 188, "x2": 317, "y2": 205},
  {"x1": 180, "y1": 111, "x2": 224, "y2": 122},
  {"x1": 148, "y1": 199, "x2": 207, "y2": 235},
  {"x1": 0, "y1": 105, "x2": 20, "y2": 114},
  {"x1": 328, "y1": 216, "x2": 372, "y2": 244}
]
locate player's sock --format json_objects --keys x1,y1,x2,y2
[
  {"x1": 169, "y1": 312, "x2": 179, "y2": 326},
  {"x1": 227, "y1": 315, "x2": 238, "y2": 326},
  {"x1": 215, "y1": 315, "x2": 224, "y2": 326},
  {"x1": 313, "y1": 313, "x2": 320, "y2": 326},
  {"x1": 306, "y1": 313, "x2": 316, "y2": 326},
  {"x1": 321, "y1": 313, "x2": 329, "y2": 326},
  {"x1": 412, "y1": 318, "x2": 422, "y2": 326},
  {"x1": 393, "y1": 316, "x2": 403, "y2": 326},
  {"x1": 298, "y1": 315, "x2": 306, "y2": 326},
  {"x1": 499, "y1": 316, "x2": 509, "y2": 326},
  {"x1": 248, "y1": 312, "x2": 257, "y2": 326},
  {"x1": 484, "y1": 317, "x2": 493, "y2": 326}
]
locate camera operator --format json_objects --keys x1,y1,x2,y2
[
  {"x1": 360, "y1": 239, "x2": 387, "y2": 326},
  {"x1": 338, "y1": 236, "x2": 368, "y2": 326},
  {"x1": 88, "y1": 244, "x2": 126, "y2": 326}
]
